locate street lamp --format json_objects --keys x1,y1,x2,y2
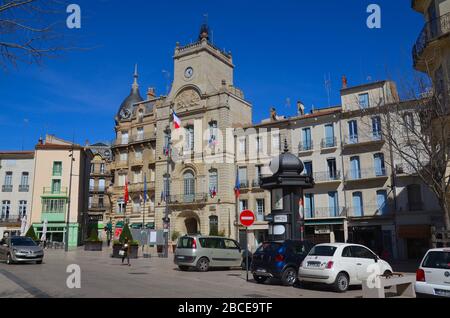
[{"x1": 65, "y1": 143, "x2": 76, "y2": 252}]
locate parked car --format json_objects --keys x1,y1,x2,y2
[
  {"x1": 415, "y1": 248, "x2": 450, "y2": 298},
  {"x1": 298, "y1": 243, "x2": 393, "y2": 293},
  {"x1": 251, "y1": 240, "x2": 314, "y2": 286},
  {"x1": 0, "y1": 236, "x2": 44, "y2": 265},
  {"x1": 174, "y1": 235, "x2": 246, "y2": 272}
]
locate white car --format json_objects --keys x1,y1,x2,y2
[
  {"x1": 415, "y1": 248, "x2": 450, "y2": 298},
  {"x1": 298, "y1": 243, "x2": 393, "y2": 293}
]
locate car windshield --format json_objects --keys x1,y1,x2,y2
[
  {"x1": 10, "y1": 237, "x2": 37, "y2": 247},
  {"x1": 422, "y1": 252, "x2": 450, "y2": 270},
  {"x1": 309, "y1": 245, "x2": 337, "y2": 257},
  {"x1": 256, "y1": 242, "x2": 282, "y2": 253}
]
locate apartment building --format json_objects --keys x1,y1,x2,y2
[
  {"x1": 30, "y1": 135, "x2": 92, "y2": 248},
  {"x1": 86, "y1": 142, "x2": 113, "y2": 236},
  {"x1": 0, "y1": 152, "x2": 34, "y2": 238}
]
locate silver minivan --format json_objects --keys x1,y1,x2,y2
[
  {"x1": 174, "y1": 235, "x2": 243, "y2": 272},
  {"x1": 0, "y1": 236, "x2": 44, "y2": 265}
]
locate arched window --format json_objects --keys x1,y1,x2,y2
[
  {"x1": 184, "y1": 170, "x2": 195, "y2": 202},
  {"x1": 209, "y1": 215, "x2": 219, "y2": 236}
]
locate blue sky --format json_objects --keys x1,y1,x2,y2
[{"x1": 0, "y1": 0, "x2": 425, "y2": 150}]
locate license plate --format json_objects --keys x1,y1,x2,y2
[
  {"x1": 256, "y1": 269, "x2": 267, "y2": 273},
  {"x1": 435, "y1": 289, "x2": 450, "y2": 297},
  {"x1": 308, "y1": 262, "x2": 321, "y2": 268},
  {"x1": 177, "y1": 256, "x2": 185, "y2": 260}
]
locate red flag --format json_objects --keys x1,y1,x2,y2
[{"x1": 124, "y1": 176, "x2": 129, "y2": 203}]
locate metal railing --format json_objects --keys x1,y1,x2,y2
[
  {"x1": 239, "y1": 181, "x2": 249, "y2": 189},
  {"x1": 304, "y1": 207, "x2": 345, "y2": 219},
  {"x1": 345, "y1": 168, "x2": 387, "y2": 181},
  {"x1": 0, "y1": 214, "x2": 23, "y2": 224},
  {"x1": 348, "y1": 205, "x2": 390, "y2": 217},
  {"x1": 43, "y1": 187, "x2": 68, "y2": 195},
  {"x1": 298, "y1": 142, "x2": 314, "y2": 152},
  {"x1": 2, "y1": 185, "x2": 12, "y2": 192},
  {"x1": 168, "y1": 193, "x2": 208, "y2": 204},
  {"x1": 321, "y1": 137, "x2": 337, "y2": 149},
  {"x1": 342, "y1": 134, "x2": 383, "y2": 146},
  {"x1": 18, "y1": 185, "x2": 29, "y2": 192},
  {"x1": 128, "y1": 182, "x2": 155, "y2": 192},
  {"x1": 88, "y1": 203, "x2": 107, "y2": 210},
  {"x1": 313, "y1": 171, "x2": 341, "y2": 183},
  {"x1": 413, "y1": 12, "x2": 450, "y2": 65}
]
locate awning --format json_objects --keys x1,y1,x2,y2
[
  {"x1": 115, "y1": 221, "x2": 124, "y2": 228},
  {"x1": 398, "y1": 225, "x2": 431, "y2": 239},
  {"x1": 305, "y1": 219, "x2": 345, "y2": 226},
  {"x1": 131, "y1": 223, "x2": 143, "y2": 229},
  {"x1": 146, "y1": 223, "x2": 155, "y2": 229}
]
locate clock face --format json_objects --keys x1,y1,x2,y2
[
  {"x1": 120, "y1": 108, "x2": 131, "y2": 119},
  {"x1": 184, "y1": 67, "x2": 194, "y2": 79},
  {"x1": 269, "y1": 157, "x2": 280, "y2": 174}
]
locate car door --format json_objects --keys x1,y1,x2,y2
[
  {"x1": 351, "y1": 246, "x2": 379, "y2": 282},
  {"x1": 291, "y1": 242, "x2": 308, "y2": 269},
  {"x1": 224, "y1": 239, "x2": 243, "y2": 267},
  {"x1": 339, "y1": 246, "x2": 359, "y2": 283},
  {"x1": 209, "y1": 238, "x2": 227, "y2": 267}
]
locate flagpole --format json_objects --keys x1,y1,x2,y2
[{"x1": 142, "y1": 173, "x2": 146, "y2": 254}]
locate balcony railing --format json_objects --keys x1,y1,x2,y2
[
  {"x1": 129, "y1": 182, "x2": 155, "y2": 193},
  {"x1": 298, "y1": 142, "x2": 314, "y2": 152},
  {"x1": 313, "y1": 171, "x2": 341, "y2": 183},
  {"x1": 0, "y1": 214, "x2": 23, "y2": 224},
  {"x1": 18, "y1": 185, "x2": 29, "y2": 192},
  {"x1": 168, "y1": 193, "x2": 208, "y2": 204},
  {"x1": 413, "y1": 12, "x2": 450, "y2": 66},
  {"x1": 345, "y1": 168, "x2": 387, "y2": 181},
  {"x1": 304, "y1": 207, "x2": 345, "y2": 219},
  {"x1": 321, "y1": 137, "x2": 337, "y2": 149},
  {"x1": 129, "y1": 132, "x2": 156, "y2": 144},
  {"x1": 89, "y1": 203, "x2": 107, "y2": 210},
  {"x1": 2, "y1": 185, "x2": 12, "y2": 192},
  {"x1": 43, "y1": 187, "x2": 68, "y2": 195},
  {"x1": 348, "y1": 205, "x2": 390, "y2": 217},
  {"x1": 239, "y1": 181, "x2": 249, "y2": 189},
  {"x1": 342, "y1": 134, "x2": 383, "y2": 147}
]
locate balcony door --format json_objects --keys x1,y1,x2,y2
[
  {"x1": 376, "y1": 190, "x2": 388, "y2": 215},
  {"x1": 348, "y1": 120, "x2": 358, "y2": 143},
  {"x1": 328, "y1": 192, "x2": 339, "y2": 217},
  {"x1": 352, "y1": 192, "x2": 364, "y2": 217},
  {"x1": 374, "y1": 153, "x2": 386, "y2": 176},
  {"x1": 372, "y1": 116, "x2": 382, "y2": 140},
  {"x1": 350, "y1": 156, "x2": 361, "y2": 179},
  {"x1": 327, "y1": 158, "x2": 337, "y2": 179},
  {"x1": 304, "y1": 194, "x2": 315, "y2": 219},
  {"x1": 52, "y1": 179, "x2": 61, "y2": 194},
  {"x1": 302, "y1": 128, "x2": 312, "y2": 150},
  {"x1": 324, "y1": 124, "x2": 335, "y2": 147},
  {"x1": 184, "y1": 171, "x2": 195, "y2": 203},
  {"x1": 304, "y1": 161, "x2": 313, "y2": 177}
]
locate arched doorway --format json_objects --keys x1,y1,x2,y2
[{"x1": 185, "y1": 218, "x2": 198, "y2": 235}]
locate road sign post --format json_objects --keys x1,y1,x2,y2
[{"x1": 239, "y1": 210, "x2": 255, "y2": 282}]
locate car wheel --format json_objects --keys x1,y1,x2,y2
[
  {"x1": 253, "y1": 275, "x2": 268, "y2": 284},
  {"x1": 6, "y1": 253, "x2": 13, "y2": 265},
  {"x1": 281, "y1": 267, "x2": 297, "y2": 286},
  {"x1": 178, "y1": 265, "x2": 189, "y2": 271},
  {"x1": 333, "y1": 272, "x2": 349, "y2": 293},
  {"x1": 196, "y1": 257, "x2": 210, "y2": 272}
]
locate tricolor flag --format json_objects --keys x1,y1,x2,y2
[
  {"x1": 234, "y1": 171, "x2": 240, "y2": 199},
  {"x1": 209, "y1": 187, "x2": 217, "y2": 199},
  {"x1": 173, "y1": 111, "x2": 181, "y2": 129}
]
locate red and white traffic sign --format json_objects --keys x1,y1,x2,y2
[{"x1": 240, "y1": 210, "x2": 255, "y2": 227}]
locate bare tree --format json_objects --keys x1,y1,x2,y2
[
  {"x1": 358, "y1": 78, "x2": 450, "y2": 231},
  {"x1": 0, "y1": 0, "x2": 73, "y2": 69}
]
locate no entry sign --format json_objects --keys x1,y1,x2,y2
[{"x1": 240, "y1": 210, "x2": 255, "y2": 227}]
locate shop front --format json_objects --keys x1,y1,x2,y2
[
  {"x1": 398, "y1": 225, "x2": 431, "y2": 260},
  {"x1": 304, "y1": 218, "x2": 347, "y2": 244}
]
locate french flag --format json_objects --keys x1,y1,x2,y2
[{"x1": 173, "y1": 111, "x2": 181, "y2": 129}]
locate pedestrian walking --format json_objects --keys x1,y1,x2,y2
[{"x1": 121, "y1": 238, "x2": 131, "y2": 266}]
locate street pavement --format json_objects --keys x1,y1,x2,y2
[{"x1": 0, "y1": 248, "x2": 414, "y2": 298}]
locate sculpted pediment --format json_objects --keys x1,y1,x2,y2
[{"x1": 174, "y1": 89, "x2": 202, "y2": 112}]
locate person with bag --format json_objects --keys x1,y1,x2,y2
[{"x1": 120, "y1": 238, "x2": 131, "y2": 266}]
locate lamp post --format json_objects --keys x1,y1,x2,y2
[
  {"x1": 163, "y1": 125, "x2": 172, "y2": 258},
  {"x1": 65, "y1": 144, "x2": 76, "y2": 252}
]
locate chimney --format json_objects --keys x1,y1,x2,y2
[
  {"x1": 147, "y1": 87, "x2": 156, "y2": 99},
  {"x1": 342, "y1": 76, "x2": 348, "y2": 89},
  {"x1": 38, "y1": 137, "x2": 43, "y2": 145},
  {"x1": 297, "y1": 101, "x2": 305, "y2": 116}
]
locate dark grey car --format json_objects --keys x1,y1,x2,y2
[{"x1": 0, "y1": 236, "x2": 44, "y2": 265}]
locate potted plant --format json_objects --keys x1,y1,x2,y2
[
  {"x1": 112, "y1": 223, "x2": 139, "y2": 258},
  {"x1": 171, "y1": 231, "x2": 181, "y2": 252},
  {"x1": 84, "y1": 228, "x2": 102, "y2": 251}
]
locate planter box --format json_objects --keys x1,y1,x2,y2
[
  {"x1": 112, "y1": 244, "x2": 139, "y2": 259},
  {"x1": 84, "y1": 241, "x2": 103, "y2": 251}
]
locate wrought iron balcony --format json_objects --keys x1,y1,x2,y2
[
  {"x1": 298, "y1": 142, "x2": 314, "y2": 152},
  {"x1": 321, "y1": 137, "x2": 337, "y2": 149},
  {"x1": 413, "y1": 12, "x2": 450, "y2": 67},
  {"x1": 342, "y1": 134, "x2": 383, "y2": 147},
  {"x1": 348, "y1": 205, "x2": 390, "y2": 217},
  {"x1": 2, "y1": 185, "x2": 12, "y2": 192},
  {"x1": 19, "y1": 185, "x2": 29, "y2": 192},
  {"x1": 0, "y1": 214, "x2": 22, "y2": 225},
  {"x1": 43, "y1": 187, "x2": 68, "y2": 196},
  {"x1": 345, "y1": 168, "x2": 387, "y2": 181},
  {"x1": 304, "y1": 207, "x2": 345, "y2": 219},
  {"x1": 313, "y1": 171, "x2": 341, "y2": 183},
  {"x1": 239, "y1": 181, "x2": 250, "y2": 189},
  {"x1": 168, "y1": 193, "x2": 208, "y2": 205}
]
